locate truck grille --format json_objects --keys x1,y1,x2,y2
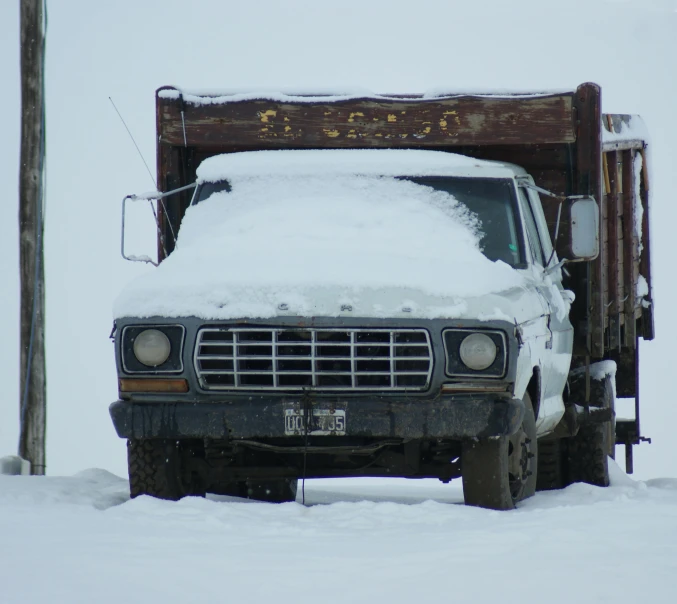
[{"x1": 194, "y1": 327, "x2": 433, "y2": 391}]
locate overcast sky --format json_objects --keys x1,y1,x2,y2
[{"x1": 1, "y1": 0, "x2": 676, "y2": 478}]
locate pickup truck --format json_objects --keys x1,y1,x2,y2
[{"x1": 110, "y1": 83, "x2": 653, "y2": 510}]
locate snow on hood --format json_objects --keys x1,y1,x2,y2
[{"x1": 114, "y1": 171, "x2": 526, "y2": 321}]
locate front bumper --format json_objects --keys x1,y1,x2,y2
[{"x1": 109, "y1": 394, "x2": 525, "y2": 441}]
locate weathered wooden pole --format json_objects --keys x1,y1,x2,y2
[{"x1": 18, "y1": 0, "x2": 46, "y2": 475}]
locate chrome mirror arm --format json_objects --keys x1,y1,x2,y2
[{"x1": 120, "y1": 183, "x2": 197, "y2": 266}]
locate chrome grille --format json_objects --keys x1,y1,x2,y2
[{"x1": 194, "y1": 328, "x2": 433, "y2": 391}]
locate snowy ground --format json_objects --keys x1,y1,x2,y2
[{"x1": 1, "y1": 463, "x2": 676, "y2": 604}]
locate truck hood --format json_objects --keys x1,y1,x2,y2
[
  {"x1": 114, "y1": 278, "x2": 546, "y2": 325},
  {"x1": 115, "y1": 173, "x2": 537, "y2": 322}
]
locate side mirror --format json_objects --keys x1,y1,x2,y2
[
  {"x1": 120, "y1": 182, "x2": 196, "y2": 266},
  {"x1": 567, "y1": 196, "x2": 599, "y2": 261}
]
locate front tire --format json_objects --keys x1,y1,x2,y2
[
  {"x1": 128, "y1": 439, "x2": 203, "y2": 500},
  {"x1": 566, "y1": 375, "x2": 615, "y2": 487},
  {"x1": 462, "y1": 393, "x2": 538, "y2": 510}
]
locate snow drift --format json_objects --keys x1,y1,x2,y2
[{"x1": 2, "y1": 464, "x2": 677, "y2": 604}]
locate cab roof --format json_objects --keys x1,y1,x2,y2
[{"x1": 196, "y1": 149, "x2": 526, "y2": 183}]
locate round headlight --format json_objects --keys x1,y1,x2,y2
[
  {"x1": 133, "y1": 329, "x2": 171, "y2": 367},
  {"x1": 459, "y1": 333, "x2": 497, "y2": 371}
]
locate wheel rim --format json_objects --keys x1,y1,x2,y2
[{"x1": 508, "y1": 426, "x2": 534, "y2": 501}]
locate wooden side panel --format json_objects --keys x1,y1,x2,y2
[
  {"x1": 157, "y1": 93, "x2": 576, "y2": 149},
  {"x1": 461, "y1": 144, "x2": 570, "y2": 171}
]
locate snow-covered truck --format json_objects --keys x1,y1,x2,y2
[{"x1": 110, "y1": 83, "x2": 653, "y2": 510}]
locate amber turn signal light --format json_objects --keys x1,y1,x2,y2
[{"x1": 118, "y1": 378, "x2": 189, "y2": 393}]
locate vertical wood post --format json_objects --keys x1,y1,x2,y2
[
  {"x1": 19, "y1": 0, "x2": 46, "y2": 475},
  {"x1": 606, "y1": 150, "x2": 621, "y2": 351},
  {"x1": 573, "y1": 83, "x2": 603, "y2": 361},
  {"x1": 621, "y1": 150, "x2": 638, "y2": 351}
]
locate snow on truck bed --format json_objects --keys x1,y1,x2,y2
[
  {"x1": 1, "y1": 464, "x2": 677, "y2": 604},
  {"x1": 159, "y1": 87, "x2": 572, "y2": 105},
  {"x1": 114, "y1": 150, "x2": 526, "y2": 320}
]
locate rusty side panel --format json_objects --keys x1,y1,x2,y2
[{"x1": 157, "y1": 93, "x2": 576, "y2": 149}]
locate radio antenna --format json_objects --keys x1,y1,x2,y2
[
  {"x1": 109, "y1": 97, "x2": 177, "y2": 249},
  {"x1": 109, "y1": 96, "x2": 156, "y2": 187}
]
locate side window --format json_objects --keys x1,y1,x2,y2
[
  {"x1": 526, "y1": 188, "x2": 555, "y2": 262},
  {"x1": 518, "y1": 188, "x2": 545, "y2": 266}
]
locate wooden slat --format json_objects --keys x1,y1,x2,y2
[
  {"x1": 622, "y1": 149, "x2": 637, "y2": 348},
  {"x1": 157, "y1": 91, "x2": 576, "y2": 149},
  {"x1": 458, "y1": 144, "x2": 570, "y2": 171},
  {"x1": 606, "y1": 151, "x2": 621, "y2": 351},
  {"x1": 602, "y1": 139, "x2": 645, "y2": 152},
  {"x1": 638, "y1": 149, "x2": 654, "y2": 339}
]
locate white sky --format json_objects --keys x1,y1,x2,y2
[{"x1": 0, "y1": 0, "x2": 676, "y2": 478}]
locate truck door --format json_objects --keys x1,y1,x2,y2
[{"x1": 517, "y1": 186, "x2": 574, "y2": 425}]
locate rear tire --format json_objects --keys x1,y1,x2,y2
[
  {"x1": 462, "y1": 393, "x2": 537, "y2": 510},
  {"x1": 566, "y1": 373, "x2": 615, "y2": 487},
  {"x1": 537, "y1": 373, "x2": 616, "y2": 490},
  {"x1": 536, "y1": 438, "x2": 566, "y2": 491}
]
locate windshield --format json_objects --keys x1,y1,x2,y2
[
  {"x1": 193, "y1": 175, "x2": 523, "y2": 266},
  {"x1": 403, "y1": 177, "x2": 522, "y2": 266}
]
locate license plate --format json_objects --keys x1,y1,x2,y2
[{"x1": 284, "y1": 408, "x2": 346, "y2": 436}]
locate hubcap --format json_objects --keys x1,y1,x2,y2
[{"x1": 508, "y1": 426, "x2": 533, "y2": 501}]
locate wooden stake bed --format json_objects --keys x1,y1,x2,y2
[
  {"x1": 154, "y1": 83, "x2": 653, "y2": 398},
  {"x1": 157, "y1": 89, "x2": 576, "y2": 149}
]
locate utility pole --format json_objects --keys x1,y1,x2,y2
[{"x1": 18, "y1": 0, "x2": 46, "y2": 475}]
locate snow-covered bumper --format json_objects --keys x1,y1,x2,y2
[{"x1": 109, "y1": 394, "x2": 525, "y2": 441}]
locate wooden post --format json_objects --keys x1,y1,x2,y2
[
  {"x1": 573, "y1": 83, "x2": 603, "y2": 362},
  {"x1": 606, "y1": 150, "x2": 621, "y2": 351},
  {"x1": 18, "y1": 0, "x2": 46, "y2": 475}
]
